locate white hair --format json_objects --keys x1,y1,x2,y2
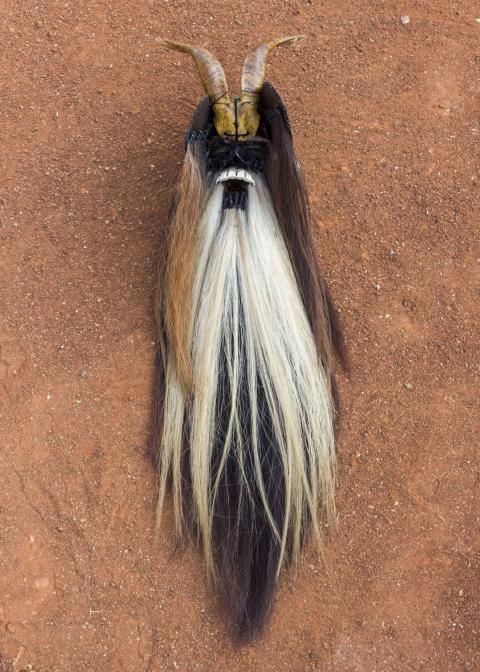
[{"x1": 156, "y1": 177, "x2": 335, "y2": 580}]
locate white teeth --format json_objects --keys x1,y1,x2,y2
[{"x1": 216, "y1": 168, "x2": 255, "y2": 186}]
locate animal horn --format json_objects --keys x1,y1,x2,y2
[
  {"x1": 241, "y1": 35, "x2": 306, "y2": 94},
  {"x1": 156, "y1": 38, "x2": 235, "y2": 136},
  {"x1": 236, "y1": 36, "x2": 305, "y2": 139}
]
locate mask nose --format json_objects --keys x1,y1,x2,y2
[
  {"x1": 223, "y1": 96, "x2": 249, "y2": 140},
  {"x1": 233, "y1": 96, "x2": 240, "y2": 141}
]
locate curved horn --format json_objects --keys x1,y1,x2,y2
[
  {"x1": 156, "y1": 38, "x2": 235, "y2": 136},
  {"x1": 237, "y1": 36, "x2": 305, "y2": 140},
  {"x1": 241, "y1": 36, "x2": 305, "y2": 94}
]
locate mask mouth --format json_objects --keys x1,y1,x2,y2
[
  {"x1": 216, "y1": 167, "x2": 255, "y2": 187},
  {"x1": 217, "y1": 168, "x2": 254, "y2": 212}
]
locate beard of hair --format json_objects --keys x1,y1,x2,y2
[{"x1": 154, "y1": 152, "x2": 339, "y2": 642}]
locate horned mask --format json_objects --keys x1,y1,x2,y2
[
  {"x1": 156, "y1": 36, "x2": 305, "y2": 140},
  {"x1": 151, "y1": 34, "x2": 348, "y2": 644}
]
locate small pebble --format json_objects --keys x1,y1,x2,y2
[
  {"x1": 400, "y1": 15, "x2": 410, "y2": 25},
  {"x1": 458, "y1": 589, "x2": 463, "y2": 596},
  {"x1": 405, "y1": 382, "x2": 414, "y2": 390},
  {"x1": 80, "y1": 370, "x2": 88, "y2": 379},
  {"x1": 34, "y1": 577, "x2": 50, "y2": 590},
  {"x1": 6, "y1": 622, "x2": 16, "y2": 633}
]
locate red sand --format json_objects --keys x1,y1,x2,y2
[{"x1": 1, "y1": 2, "x2": 478, "y2": 670}]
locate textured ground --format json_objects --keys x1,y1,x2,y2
[{"x1": 1, "y1": 1, "x2": 479, "y2": 670}]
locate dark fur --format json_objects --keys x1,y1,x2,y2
[{"x1": 208, "y1": 289, "x2": 284, "y2": 641}]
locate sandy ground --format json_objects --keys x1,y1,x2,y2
[{"x1": 1, "y1": 1, "x2": 479, "y2": 670}]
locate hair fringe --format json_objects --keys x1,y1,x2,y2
[
  {"x1": 264, "y1": 110, "x2": 349, "y2": 392},
  {"x1": 155, "y1": 180, "x2": 335, "y2": 642},
  {"x1": 150, "y1": 139, "x2": 205, "y2": 466},
  {"x1": 161, "y1": 142, "x2": 206, "y2": 394}
]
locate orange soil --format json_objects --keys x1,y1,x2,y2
[{"x1": 1, "y1": 1, "x2": 479, "y2": 670}]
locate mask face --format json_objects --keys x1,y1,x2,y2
[
  {"x1": 187, "y1": 83, "x2": 291, "y2": 211},
  {"x1": 204, "y1": 109, "x2": 268, "y2": 211}
]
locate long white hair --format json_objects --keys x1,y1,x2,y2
[{"x1": 156, "y1": 176, "x2": 336, "y2": 638}]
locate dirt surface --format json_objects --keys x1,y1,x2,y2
[{"x1": 1, "y1": 1, "x2": 479, "y2": 670}]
